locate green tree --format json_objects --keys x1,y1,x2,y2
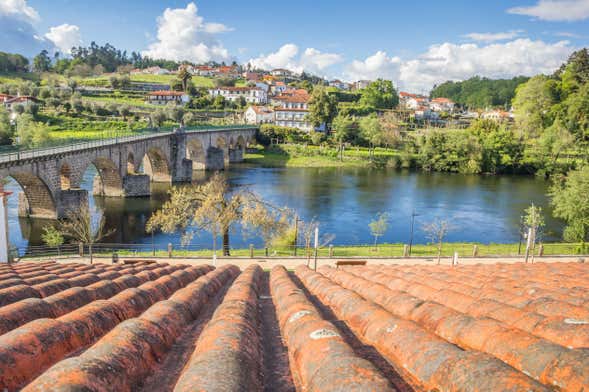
[
  {"x1": 177, "y1": 66, "x2": 193, "y2": 92},
  {"x1": 564, "y1": 82, "x2": 589, "y2": 141},
  {"x1": 550, "y1": 166, "x2": 589, "y2": 242},
  {"x1": 67, "y1": 78, "x2": 78, "y2": 94},
  {"x1": 522, "y1": 203, "x2": 545, "y2": 261},
  {"x1": 16, "y1": 114, "x2": 50, "y2": 148},
  {"x1": 535, "y1": 120, "x2": 575, "y2": 175},
  {"x1": 119, "y1": 105, "x2": 131, "y2": 120},
  {"x1": 0, "y1": 106, "x2": 13, "y2": 145},
  {"x1": 308, "y1": 85, "x2": 337, "y2": 129},
  {"x1": 331, "y1": 114, "x2": 356, "y2": 160},
  {"x1": 147, "y1": 173, "x2": 292, "y2": 257},
  {"x1": 359, "y1": 79, "x2": 399, "y2": 109},
  {"x1": 56, "y1": 207, "x2": 114, "y2": 264},
  {"x1": 422, "y1": 218, "x2": 451, "y2": 264},
  {"x1": 41, "y1": 225, "x2": 65, "y2": 254},
  {"x1": 359, "y1": 114, "x2": 383, "y2": 155},
  {"x1": 33, "y1": 50, "x2": 52, "y2": 72},
  {"x1": 369, "y1": 212, "x2": 389, "y2": 250},
  {"x1": 512, "y1": 75, "x2": 559, "y2": 138},
  {"x1": 150, "y1": 110, "x2": 166, "y2": 127}
]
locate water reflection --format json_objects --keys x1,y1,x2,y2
[{"x1": 5, "y1": 166, "x2": 564, "y2": 252}]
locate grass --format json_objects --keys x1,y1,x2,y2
[
  {"x1": 244, "y1": 144, "x2": 408, "y2": 168},
  {"x1": 36, "y1": 241, "x2": 587, "y2": 260}
]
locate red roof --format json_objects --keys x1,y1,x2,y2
[
  {"x1": 431, "y1": 97, "x2": 454, "y2": 104},
  {"x1": 1, "y1": 260, "x2": 586, "y2": 391},
  {"x1": 213, "y1": 86, "x2": 261, "y2": 92},
  {"x1": 249, "y1": 105, "x2": 273, "y2": 114}
]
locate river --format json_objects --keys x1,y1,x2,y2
[{"x1": 5, "y1": 165, "x2": 564, "y2": 253}]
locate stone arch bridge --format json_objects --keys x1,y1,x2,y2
[{"x1": 0, "y1": 127, "x2": 257, "y2": 219}]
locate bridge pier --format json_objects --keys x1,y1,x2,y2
[
  {"x1": 205, "y1": 147, "x2": 226, "y2": 171},
  {"x1": 228, "y1": 147, "x2": 244, "y2": 163},
  {"x1": 123, "y1": 174, "x2": 151, "y2": 197}
]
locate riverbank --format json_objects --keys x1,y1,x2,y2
[{"x1": 244, "y1": 144, "x2": 409, "y2": 168}]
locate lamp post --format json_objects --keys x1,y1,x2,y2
[{"x1": 408, "y1": 209, "x2": 419, "y2": 256}]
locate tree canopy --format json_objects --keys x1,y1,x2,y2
[{"x1": 430, "y1": 76, "x2": 529, "y2": 109}]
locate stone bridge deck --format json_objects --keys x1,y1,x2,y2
[{"x1": 0, "y1": 125, "x2": 257, "y2": 219}]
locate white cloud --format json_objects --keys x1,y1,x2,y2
[
  {"x1": 340, "y1": 39, "x2": 574, "y2": 93},
  {"x1": 463, "y1": 30, "x2": 524, "y2": 42},
  {"x1": 343, "y1": 51, "x2": 402, "y2": 82},
  {"x1": 0, "y1": 0, "x2": 39, "y2": 23},
  {"x1": 248, "y1": 44, "x2": 301, "y2": 72},
  {"x1": 248, "y1": 44, "x2": 342, "y2": 74},
  {"x1": 508, "y1": 0, "x2": 589, "y2": 21},
  {"x1": 141, "y1": 2, "x2": 231, "y2": 63},
  {"x1": 397, "y1": 39, "x2": 574, "y2": 92},
  {"x1": 44, "y1": 24, "x2": 81, "y2": 54},
  {"x1": 300, "y1": 48, "x2": 343, "y2": 71},
  {"x1": 202, "y1": 22, "x2": 233, "y2": 34}
]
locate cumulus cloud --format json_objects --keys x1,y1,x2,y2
[
  {"x1": 141, "y1": 2, "x2": 231, "y2": 63},
  {"x1": 508, "y1": 0, "x2": 589, "y2": 21},
  {"x1": 398, "y1": 39, "x2": 574, "y2": 92},
  {"x1": 248, "y1": 44, "x2": 342, "y2": 74},
  {"x1": 300, "y1": 48, "x2": 343, "y2": 71},
  {"x1": 340, "y1": 39, "x2": 574, "y2": 92},
  {"x1": 463, "y1": 30, "x2": 524, "y2": 42},
  {"x1": 44, "y1": 23, "x2": 82, "y2": 54},
  {"x1": 343, "y1": 51, "x2": 402, "y2": 81},
  {"x1": 0, "y1": 0, "x2": 39, "y2": 23},
  {"x1": 0, "y1": 0, "x2": 48, "y2": 55}
]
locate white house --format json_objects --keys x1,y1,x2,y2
[
  {"x1": 270, "y1": 68, "x2": 293, "y2": 77},
  {"x1": 208, "y1": 87, "x2": 268, "y2": 104},
  {"x1": 481, "y1": 110, "x2": 511, "y2": 121},
  {"x1": 270, "y1": 81, "x2": 288, "y2": 95},
  {"x1": 145, "y1": 90, "x2": 189, "y2": 105},
  {"x1": 144, "y1": 66, "x2": 170, "y2": 75},
  {"x1": 329, "y1": 79, "x2": 350, "y2": 90},
  {"x1": 353, "y1": 80, "x2": 371, "y2": 90},
  {"x1": 430, "y1": 97, "x2": 455, "y2": 112},
  {"x1": 405, "y1": 97, "x2": 429, "y2": 110},
  {"x1": 274, "y1": 95, "x2": 312, "y2": 131},
  {"x1": 245, "y1": 106, "x2": 274, "y2": 124},
  {"x1": 3, "y1": 95, "x2": 41, "y2": 110}
]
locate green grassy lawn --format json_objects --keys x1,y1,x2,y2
[
  {"x1": 67, "y1": 241, "x2": 587, "y2": 260},
  {"x1": 244, "y1": 145, "x2": 407, "y2": 168}
]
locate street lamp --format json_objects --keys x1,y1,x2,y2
[{"x1": 408, "y1": 209, "x2": 419, "y2": 256}]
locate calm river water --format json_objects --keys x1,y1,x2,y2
[{"x1": 5, "y1": 165, "x2": 564, "y2": 252}]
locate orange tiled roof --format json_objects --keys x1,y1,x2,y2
[{"x1": 2, "y1": 260, "x2": 588, "y2": 390}]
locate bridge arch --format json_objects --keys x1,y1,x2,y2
[
  {"x1": 237, "y1": 135, "x2": 246, "y2": 151},
  {"x1": 83, "y1": 157, "x2": 123, "y2": 197},
  {"x1": 126, "y1": 151, "x2": 135, "y2": 174},
  {"x1": 187, "y1": 139, "x2": 206, "y2": 171},
  {"x1": 142, "y1": 148, "x2": 171, "y2": 182},
  {"x1": 7, "y1": 172, "x2": 57, "y2": 219},
  {"x1": 59, "y1": 163, "x2": 72, "y2": 190}
]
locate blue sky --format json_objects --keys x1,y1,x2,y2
[{"x1": 2, "y1": 0, "x2": 589, "y2": 91}]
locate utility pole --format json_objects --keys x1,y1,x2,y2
[{"x1": 408, "y1": 210, "x2": 419, "y2": 256}]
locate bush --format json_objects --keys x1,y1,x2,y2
[{"x1": 257, "y1": 124, "x2": 310, "y2": 146}]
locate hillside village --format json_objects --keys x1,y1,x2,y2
[{"x1": 1, "y1": 57, "x2": 516, "y2": 138}]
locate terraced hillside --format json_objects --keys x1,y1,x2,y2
[{"x1": 0, "y1": 261, "x2": 587, "y2": 391}]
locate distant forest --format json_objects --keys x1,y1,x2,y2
[{"x1": 430, "y1": 76, "x2": 530, "y2": 109}]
